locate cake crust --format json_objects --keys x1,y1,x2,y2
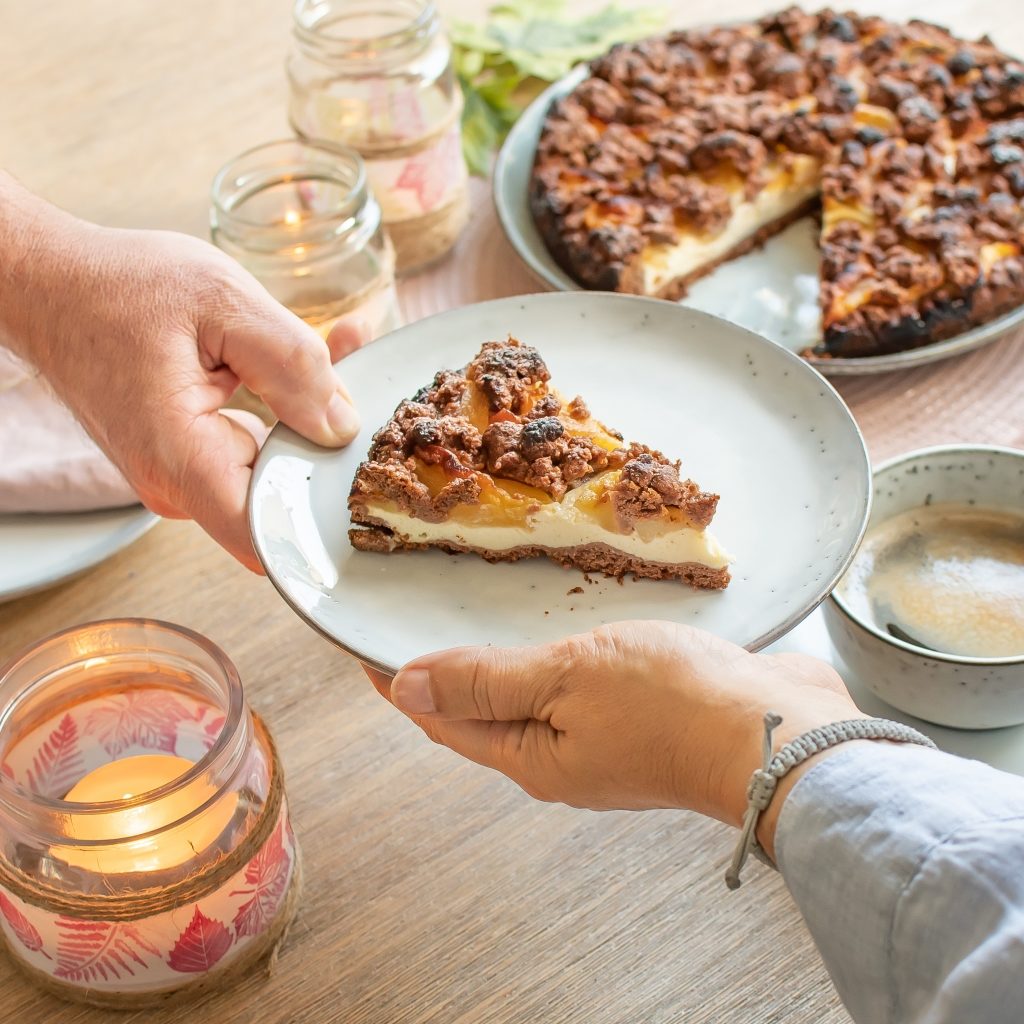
[
  {"x1": 530, "y1": 7, "x2": 1024, "y2": 359},
  {"x1": 349, "y1": 522, "x2": 731, "y2": 589}
]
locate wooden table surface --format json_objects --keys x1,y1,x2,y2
[{"x1": 2, "y1": 2, "x2": 1023, "y2": 1022}]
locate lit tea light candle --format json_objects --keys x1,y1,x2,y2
[
  {"x1": 59, "y1": 755, "x2": 238, "y2": 874},
  {"x1": 211, "y1": 140, "x2": 402, "y2": 351},
  {"x1": 0, "y1": 620, "x2": 300, "y2": 1009}
]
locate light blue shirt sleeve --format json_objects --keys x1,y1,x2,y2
[{"x1": 775, "y1": 743, "x2": 1024, "y2": 1024}]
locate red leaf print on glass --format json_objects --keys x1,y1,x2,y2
[
  {"x1": 231, "y1": 821, "x2": 292, "y2": 938},
  {"x1": 191, "y1": 706, "x2": 226, "y2": 752},
  {"x1": 203, "y1": 714, "x2": 225, "y2": 751},
  {"x1": 167, "y1": 907, "x2": 233, "y2": 973},
  {"x1": 26, "y1": 713, "x2": 83, "y2": 797},
  {"x1": 54, "y1": 918, "x2": 159, "y2": 981},
  {"x1": 395, "y1": 146, "x2": 449, "y2": 212},
  {"x1": 84, "y1": 691, "x2": 192, "y2": 757},
  {"x1": 0, "y1": 892, "x2": 52, "y2": 960},
  {"x1": 1, "y1": 761, "x2": 14, "y2": 781}
]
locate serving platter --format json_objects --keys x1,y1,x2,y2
[
  {"x1": 249, "y1": 292, "x2": 871, "y2": 675},
  {"x1": 493, "y1": 66, "x2": 1024, "y2": 378}
]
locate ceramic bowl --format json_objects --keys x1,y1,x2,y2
[{"x1": 823, "y1": 445, "x2": 1024, "y2": 729}]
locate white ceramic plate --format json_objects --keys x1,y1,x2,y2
[
  {"x1": 0, "y1": 507, "x2": 157, "y2": 603},
  {"x1": 494, "y1": 67, "x2": 1024, "y2": 377},
  {"x1": 249, "y1": 292, "x2": 871, "y2": 674}
]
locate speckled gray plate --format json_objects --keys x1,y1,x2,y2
[
  {"x1": 494, "y1": 67, "x2": 1024, "y2": 378},
  {"x1": 249, "y1": 293, "x2": 871, "y2": 674},
  {"x1": 0, "y1": 506, "x2": 157, "y2": 603}
]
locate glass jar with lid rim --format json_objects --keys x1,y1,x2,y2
[
  {"x1": 211, "y1": 138, "x2": 401, "y2": 342},
  {"x1": 288, "y1": 0, "x2": 470, "y2": 274}
]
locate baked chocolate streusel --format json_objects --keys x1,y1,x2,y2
[
  {"x1": 531, "y1": 7, "x2": 1024, "y2": 358},
  {"x1": 349, "y1": 338, "x2": 719, "y2": 535}
]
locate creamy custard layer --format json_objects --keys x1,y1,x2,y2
[
  {"x1": 641, "y1": 175, "x2": 819, "y2": 295},
  {"x1": 362, "y1": 484, "x2": 733, "y2": 569}
]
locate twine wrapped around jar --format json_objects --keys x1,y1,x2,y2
[{"x1": 384, "y1": 188, "x2": 470, "y2": 279}]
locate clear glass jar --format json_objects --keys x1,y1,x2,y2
[
  {"x1": 0, "y1": 619, "x2": 299, "y2": 1008},
  {"x1": 211, "y1": 139, "x2": 401, "y2": 342},
  {"x1": 288, "y1": 0, "x2": 470, "y2": 273}
]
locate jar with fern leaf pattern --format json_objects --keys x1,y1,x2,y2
[{"x1": 0, "y1": 619, "x2": 299, "y2": 1008}]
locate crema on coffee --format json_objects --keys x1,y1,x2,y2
[{"x1": 838, "y1": 503, "x2": 1024, "y2": 658}]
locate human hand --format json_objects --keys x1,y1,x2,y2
[
  {"x1": 377, "y1": 621, "x2": 866, "y2": 855},
  {"x1": 0, "y1": 175, "x2": 368, "y2": 570}
]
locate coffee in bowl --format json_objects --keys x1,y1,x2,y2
[
  {"x1": 838, "y1": 503, "x2": 1024, "y2": 659},
  {"x1": 825, "y1": 446, "x2": 1024, "y2": 729}
]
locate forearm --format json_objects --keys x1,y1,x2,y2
[
  {"x1": 0, "y1": 171, "x2": 92, "y2": 369},
  {"x1": 776, "y1": 744, "x2": 1024, "y2": 1023}
]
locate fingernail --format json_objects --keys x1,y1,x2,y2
[
  {"x1": 391, "y1": 669, "x2": 435, "y2": 715},
  {"x1": 326, "y1": 391, "x2": 360, "y2": 444}
]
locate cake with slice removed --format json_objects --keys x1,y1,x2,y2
[
  {"x1": 348, "y1": 338, "x2": 731, "y2": 588},
  {"x1": 530, "y1": 8, "x2": 1024, "y2": 359}
]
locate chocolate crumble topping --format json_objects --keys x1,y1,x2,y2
[
  {"x1": 350, "y1": 339, "x2": 719, "y2": 529},
  {"x1": 608, "y1": 449, "x2": 720, "y2": 529},
  {"x1": 531, "y1": 7, "x2": 1024, "y2": 359},
  {"x1": 480, "y1": 416, "x2": 619, "y2": 499},
  {"x1": 467, "y1": 340, "x2": 551, "y2": 413}
]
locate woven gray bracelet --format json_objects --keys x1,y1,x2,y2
[{"x1": 724, "y1": 713, "x2": 937, "y2": 890}]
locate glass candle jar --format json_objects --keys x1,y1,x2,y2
[
  {"x1": 212, "y1": 139, "x2": 401, "y2": 346},
  {"x1": 288, "y1": 0, "x2": 470, "y2": 273},
  {"x1": 0, "y1": 620, "x2": 300, "y2": 1008}
]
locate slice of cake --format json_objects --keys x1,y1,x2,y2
[{"x1": 348, "y1": 338, "x2": 731, "y2": 588}]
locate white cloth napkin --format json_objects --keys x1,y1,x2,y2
[{"x1": 0, "y1": 348, "x2": 137, "y2": 513}]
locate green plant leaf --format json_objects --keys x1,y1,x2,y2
[
  {"x1": 460, "y1": 78, "x2": 503, "y2": 176},
  {"x1": 450, "y1": 20, "x2": 506, "y2": 54},
  {"x1": 455, "y1": 46, "x2": 486, "y2": 78},
  {"x1": 453, "y1": 0, "x2": 666, "y2": 175}
]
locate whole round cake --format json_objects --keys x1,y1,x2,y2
[{"x1": 530, "y1": 7, "x2": 1024, "y2": 358}]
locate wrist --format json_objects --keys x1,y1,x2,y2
[
  {"x1": 754, "y1": 739, "x2": 877, "y2": 859},
  {"x1": 703, "y1": 699, "x2": 871, "y2": 842},
  {"x1": 0, "y1": 172, "x2": 95, "y2": 371}
]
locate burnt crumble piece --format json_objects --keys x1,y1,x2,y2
[
  {"x1": 480, "y1": 416, "x2": 619, "y2": 499},
  {"x1": 608, "y1": 448, "x2": 719, "y2": 529}
]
